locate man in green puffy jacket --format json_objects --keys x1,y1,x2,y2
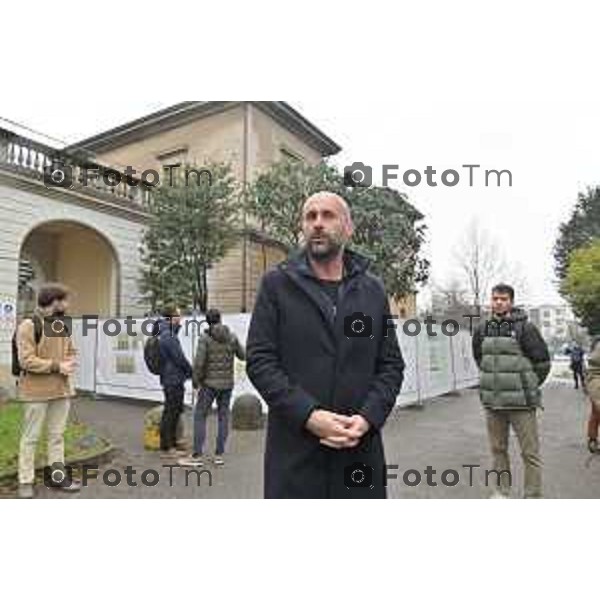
[{"x1": 472, "y1": 284, "x2": 551, "y2": 499}]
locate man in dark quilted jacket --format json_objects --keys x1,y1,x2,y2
[
  {"x1": 472, "y1": 284, "x2": 550, "y2": 499},
  {"x1": 180, "y1": 309, "x2": 245, "y2": 468}
]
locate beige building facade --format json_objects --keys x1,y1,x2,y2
[
  {"x1": 0, "y1": 128, "x2": 150, "y2": 390},
  {"x1": 0, "y1": 102, "x2": 419, "y2": 393},
  {"x1": 76, "y1": 101, "x2": 340, "y2": 313}
]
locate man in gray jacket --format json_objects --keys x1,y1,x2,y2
[{"x1": 180, "y1": 309, "x2": 245, "y2": 467}]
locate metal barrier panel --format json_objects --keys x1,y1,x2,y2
[{"x1": 72, "y1": 319, "x2": 97, "y2": 393}]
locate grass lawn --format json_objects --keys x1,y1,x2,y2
[{"x1": 0, "y1": 401, "x2": 111, "y2": 480}]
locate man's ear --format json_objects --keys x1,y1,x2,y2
[{"x1": 345, "y1": 221, "x2": 355, "y2": 240}]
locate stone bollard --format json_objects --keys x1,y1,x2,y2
[
  {"x1": 144, "y1": 405, "x2": 187, "y2": 451},
  {"x1": 232, "y1": 394, "x2": 264, "y2": 431}
]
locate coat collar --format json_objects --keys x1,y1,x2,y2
[
  {"x1": 279, "y1": 247, "x2": 371, "y2": 343},
  {"x1": 281, "y1": 247, "x2": 371, "y2": 281}
]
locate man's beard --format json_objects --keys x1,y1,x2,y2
[
  {"x1": 307, "y1": 235, "x2": 344, "y2": 263},
  {"x1": 53, "y1": 310, "x2": 66, "y2": 318}
]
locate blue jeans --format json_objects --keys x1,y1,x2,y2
[{"x1": 193, "y1": 387, "x2": 233, "y2": 456}]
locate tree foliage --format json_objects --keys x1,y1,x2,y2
[
  {"x1": 248, "y1": 160, "x2": 341, "y2": 249},
  {"x1": 348, "y1": 185, "x2": 430, "y2": 300},
  {"x1": 248, "y1": 160, "x2": 430, "y2": 300},
  {"x1": 554, "y1": 186, "x2": 600, "y2": 281},
  {"x1": 561, "y1": 240, "x2": 600, "y2": 334},
  {"x1": 139, "y1": 163, "x2": 239, "y2": 313}
]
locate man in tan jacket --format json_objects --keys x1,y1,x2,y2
[
  {"x1": 17, "y1": 283, "x2": 78, "y2": 499},
  {"x1": 585, "y1": 339, "x2": 600, "y2": 454}
]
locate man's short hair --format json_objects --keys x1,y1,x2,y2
[
  {"x1": 37, "y1": 283, "x2": 70, "y2": 308},
  {"x1": 160, "y1": 304, "x2": 180, "y2": 318},
  {"x1": 492, "y1": 284, "x2": 515, "y2": 302},
  {"x1": 206, "y1": 309, "x2": 221, "y2": 325}
]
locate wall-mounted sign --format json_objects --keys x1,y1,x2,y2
[{"x1": 0, "y1": 297, "x2": 17, "y2": 343}]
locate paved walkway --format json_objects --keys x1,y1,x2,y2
[{"x1": 4, "y1": 381, "x2": 600, "y2": 499}]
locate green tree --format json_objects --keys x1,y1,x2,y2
[
  {"x1": 249, "y1": 159, "x2": 430, "y2": 299},
  {"x1": 555, "y1": 186, "x2": 600, "y2": 281},
  {"x1": 347, "y1": 184, "x2": 430, "y2": 301},
  {"x1": 139, "y1": 163, "x2": 239, "y2": 313},
  {"x1": 248, "y1": 159, "x2": 342, "y2": 248},
  {"x1": 561, "y1": 240, "x2": 600, "y2": 334}
]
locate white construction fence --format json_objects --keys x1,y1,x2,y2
[{"x1": 71, "y1": 315, "x2": 480, "y2": 409}]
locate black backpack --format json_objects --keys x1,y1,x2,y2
[
  {"x1": 12, "y1": 316, "x2": 43, "y2": 377},
  {"x1": 144, "y1": 334, "x2": 161, "y2": 376}
]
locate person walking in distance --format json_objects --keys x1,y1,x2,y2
[
  {"x1": 472, "y1": 284, "x2": 551, "y2": 499},
  {"x1": 569, "y1": 342, "x2": 586, "y2": 391}
]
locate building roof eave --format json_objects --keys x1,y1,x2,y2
[{"x1": 67, "y1": 101, "x2": 342, "y2": 158}]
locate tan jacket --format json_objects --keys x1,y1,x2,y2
[
  {"x1": 17, "y1": 314, "x2": 78, "y2": 402},
  {"x1": 586, "y1": 343, "x2": 600, "y2": 411}
]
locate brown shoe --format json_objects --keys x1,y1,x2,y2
[{"x1": 160, "y1": 449, "x2": 178, "y2": 461}]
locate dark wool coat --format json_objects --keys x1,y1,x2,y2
[{"x1": 247, "y1": 249, "x2": 405, "y2": 499}]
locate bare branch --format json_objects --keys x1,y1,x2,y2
[{"x1": 453, "y1": 219, "x2": 507, "y2": 310}]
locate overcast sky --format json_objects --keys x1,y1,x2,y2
[{"x1": 1, "y1": 98, "x2": 593, "y2": 308}]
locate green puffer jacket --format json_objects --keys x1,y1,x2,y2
[
  {"x1": 472, "y1": 309, "x2": 551, "y2": 410},
  {"x1": 193, "y1": 324, "x2": 246, "y2": 391}
]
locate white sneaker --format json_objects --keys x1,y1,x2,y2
[
  {"x1": 489, "y1": 490, "x2": 510, "y2": 499},
  {"x1": 178, "y1": 455, "x2": 205, "y2": 468}
]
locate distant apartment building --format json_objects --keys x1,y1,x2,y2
[
  {"x1": 527, "y1": 304, "x2": 585, "y2": 348},
  {"x1": 71, "y1": 101, "x2": 342, "y2": 315}
]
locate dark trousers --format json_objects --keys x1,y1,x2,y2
[
  {"x1": 160, "y1": 385, "x2": 185, "y2": 451},
  {"x1": 573, "y1": 365, "x2": 585, "y2": 390},
  {"x1": 193, "y1": 387, "x2": 233, "y2": 456}
]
